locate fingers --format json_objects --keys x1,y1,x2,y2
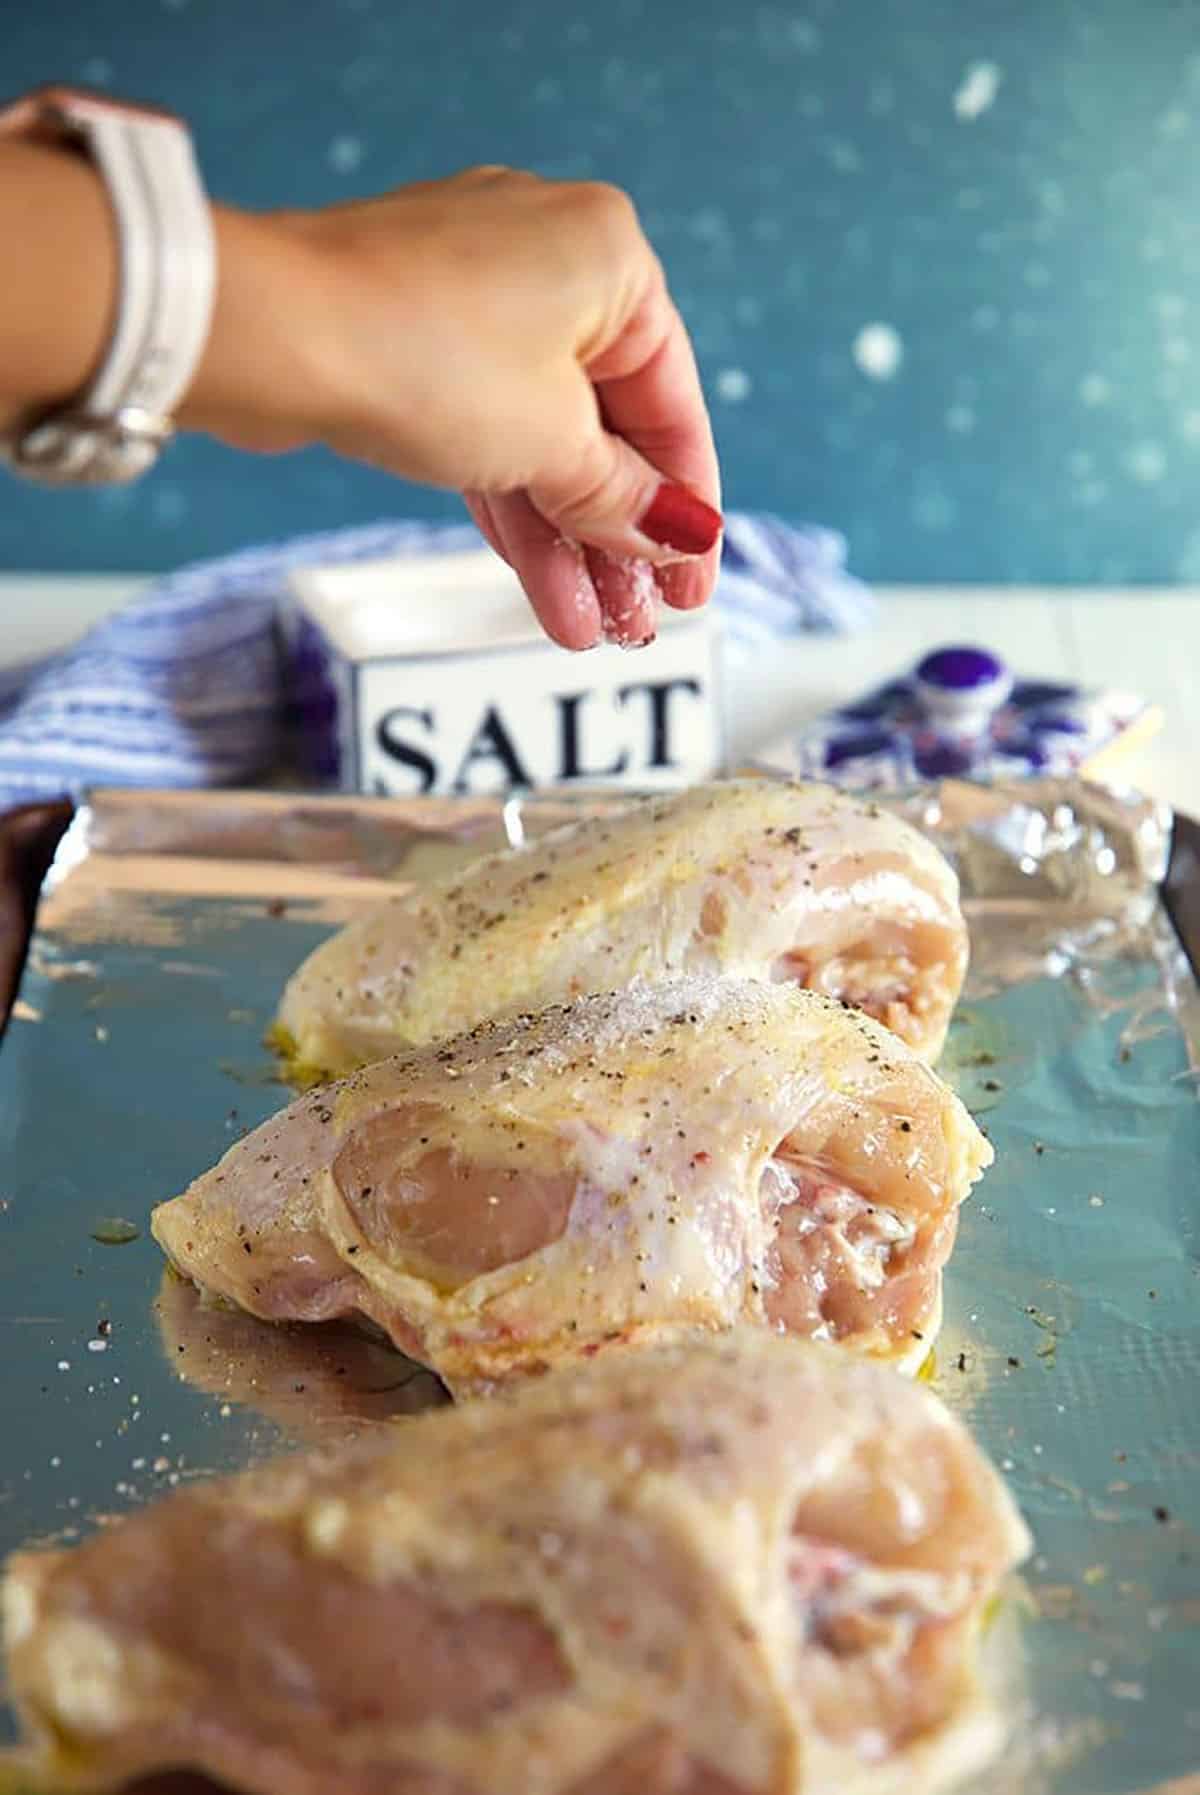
[
  {"x1": 478, "y1": 291, "x2": 721, "y2": 640},
  {"x1": 591, "y1": 290, "x2": 722, "y2": 612},
  {"x1": 462, "y1": 491, "x2": 510, "y2": 564},
  {"x1": 447, "y1": 175, "x2": 724, "y2": 646},
  {"x1": 485, "y1": 491, "x2": 603, "y2": 650},
  {"x1": 586, "y1": 548, "x2": 660, "y2": 648},
  {"x1": 656, "y1": 554, "x2": 717, "y2": 613},
  {"x1": 526, "y1": 389, "x2": 722, "y2": 570},
  {"x1": 470, "y1": 491, "x2": 658, "y2": 652},
  {"x1": 525, "y1": 280, "x2": 722, "y2": 609}
]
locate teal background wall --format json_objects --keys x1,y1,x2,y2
[{"x1": 3, "y1": 0, "x2": 1200, "y2": 582}]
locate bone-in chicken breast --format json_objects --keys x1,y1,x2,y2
[
  {"x1": 2, "y1": 1331, "x2": 1030, "y2": 1795},
  {"x1": 274, "y1": 780, "x2": 967, "y2": 1081},
  {"x1": 153, "y1": 978, "x2": 990, "y2": 1390}
]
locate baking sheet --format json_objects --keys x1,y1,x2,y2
[{"x1": 1, "y1": 782, "x2": 1198, "y2": 1795}]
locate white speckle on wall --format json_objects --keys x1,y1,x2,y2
[
  {"x1": 971, "y1": 304, "x2": 999, "y2": 332},
  {"x1": 328, "y1": 135, "x2": 365, "y2": 174},
  {"x1": 1164, "y1": 337, "x2": 1191, "y2": 366},
  {"x1": 1125, "y1": 442, "x2": 1168, "y2": 483},
  {"x1": 1182, "y1": 410, "x2": 1200, "y2": 441},
  {"x1": 81, "y1": 56, "x2": 113, "y2": 84},
  {"x1": 690, "y1": 207, "x2": 731, "y2": 244},
  {"x1": 946, "y1": 404, "x2": 975, "y2": 434},
  {"x1": 953, "y1": 61, "x2": 1003, "y2": 121},
  {"x1": 1074, "y1": 480, "x2": 1109, "y2": 507},
  {"x1": 867, "y1": 77, "x2": 896, "y2": 115},
  {"x1": 735, "y1": 296, "x2": 764, "y2": 326},
  {"x1": 1156, "y1": 293, "x2": 1186, "y2": 321},
  {"x1": 825, "y1": 138, "x2": 862, "y2": 174},
  {"x1": 799, "y1": 93, "x2": 825, "y2": 120},
  {"x1": 534, "y1": 78, "x2": 562, "y2": 105},
  {"x1": 1037, "y1": 179, "x2": 1066, "y2": 215},
  {"x1": 1142, "y1": 235, "x2": 1165, "y2": 263},
  {"x1": 1158, "y1": 106, "x2": 1190, "y2": 137},
  {"x1": 913, "y1": 482, "x2": 956, "y2": 531},
  {"x1": 790, "y1": 19, "x2": 821, "y2": 52},
  {"x1": 956, "y1": 187, "x2": 984, "y2": 210},
  {"x1": 1024, "y1": 261, "x2": 1051, "y2": 288},
  {"x1": 151, "y1": 487, "x2": 188, "y2": 527},
  {"x1": 852, "y1": 323, "x2": 904, "y2": 380},
  {"x1": 844, "y1": 223, "x2": 870, "y2": 261},
  {"x1": 1068, "y1": 449, "x2": 1094, "y2": 476},
  {"x1": 1079, "y1": 372, "x2": 1112, "y2": 407},
  {"x1": 161, "y1": 0, "x2": 188, "y2": 10},
  {"x1": 715, "y1": 368, "x2": 753, "y2": 403}
]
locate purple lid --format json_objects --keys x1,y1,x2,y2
[
  {"x1": 913, "y1": 644, "x2": 1013, "y2": 734},
  {"x1": 915, "y1": 645, "x2": 1007, "y2": 692}
]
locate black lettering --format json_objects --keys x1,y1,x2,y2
[
  {"x1": 555, "y1": 691, "x2": 630, "y2": 781},
  {"x1": 451, "y1": 706, "x2": 532, "y2": 794},
  {"x1": 618, "y1": 678, "x2": 702, "y2": 769},
  {"x1": 375, "y1": 707, "x2": 437, "y2": 793}
]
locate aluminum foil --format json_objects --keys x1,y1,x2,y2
[{"x1": 1, "y1": 780, "x2": 1198, "y2": 1795}]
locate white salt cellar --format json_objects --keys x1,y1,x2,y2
[{"x1": 283, "y1": 549, "x2": 721, "y2": 796}]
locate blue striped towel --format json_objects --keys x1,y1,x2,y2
[{"x1": 0, "y1": 513, "x2": 874, "y2": 808}]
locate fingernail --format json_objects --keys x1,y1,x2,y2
[{"x1": 639, "y1": 483, "x2": 723, "y2": 556}]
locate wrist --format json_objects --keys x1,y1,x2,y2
[
  {"x1": 179, "y1": 203, "x2": 344, "y2": 453},
  {"x1": 0, "y1": 140, "x2": 117, "y2": 433}
]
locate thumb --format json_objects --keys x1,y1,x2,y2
[{"x1": 527, "y1": 419, "x2": 723, "y2": 565}]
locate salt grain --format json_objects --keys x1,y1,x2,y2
[{"x1": 600, "y1": 556, "x2": 661, "y2": 649}]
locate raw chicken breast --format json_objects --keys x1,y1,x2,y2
[
  {"x1": 274, "y1": 779, "x2": 967, "y2": 1081},
  {"x1": 2, "y1": 1331, "x2": 1030, "y2": 1795},
  {"x1": 153, "y1": 978, "x2": 990, "y2": 1390}
]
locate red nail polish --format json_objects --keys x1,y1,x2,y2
[{"x1": 639, "y1": 483, "x2": 723, "y2": 555}]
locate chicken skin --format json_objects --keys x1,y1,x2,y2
[
  {"x1": 3, "y1": 1330, "x2": 1030, "y2": 1795},
  {"x1": 274, "y1": 780, "x2": 967, "y2": 1082},
  {"x1": 154, "y1": 978, "x2": 990, "y2": 1390}
]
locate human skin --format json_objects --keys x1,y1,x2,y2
[{"x1": 0, "y1": 136, "x2": 722, "y2": 649}]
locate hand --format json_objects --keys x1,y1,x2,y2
[{"x1": 186, "y1": 168, "x2": 723, "y2": 649}]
